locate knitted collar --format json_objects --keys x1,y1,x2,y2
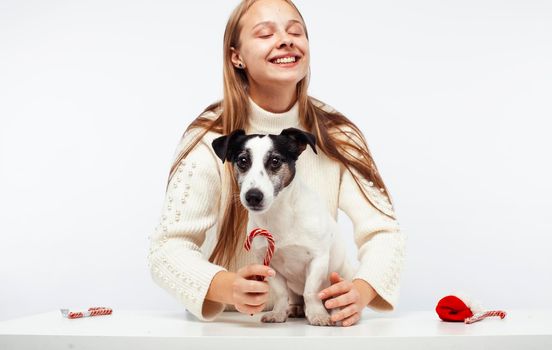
[{"x1": 247, "y1": 95, "x2": 300, "y2": 134}]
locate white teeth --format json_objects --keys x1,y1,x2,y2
[{"x1": 272, "y1": 56, "x2": 297, "y2": 64}]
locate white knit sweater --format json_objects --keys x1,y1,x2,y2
[{"x1": 147, "y1": 96, "x2": 406, "y2": 322}]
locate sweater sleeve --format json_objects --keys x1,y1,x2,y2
[
  {"x1": 147, "y1": 129, "x2": 228, "y2": 321},
  {"x1": 336, "y1": 127, "x2": 407, "y2": 312}
]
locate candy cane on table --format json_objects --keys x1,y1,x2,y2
[
  {"x1": 464, "y1": 310, "x2": 507, "y2": 324},
  {"x1": 243, "y1": 228, "x2": 275, "y2": 281},
  {"x1": 60, "y1": 307, "x2": 113, "y2": 319}
]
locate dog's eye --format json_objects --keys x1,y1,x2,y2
[
  {"x1": 237, "y1": 157, "x2": 248, "y2": 169},
  {"x1": 271, "y1": 157, "x2": 281, "y2": 168}
]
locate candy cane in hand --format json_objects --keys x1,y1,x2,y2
[{"x1": 243, "y1": 228, "x2": 275, "y2": 281}]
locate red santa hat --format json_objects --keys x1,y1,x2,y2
[{"x1": 436, "y1": 292, "x2": 506, "y2": 324}]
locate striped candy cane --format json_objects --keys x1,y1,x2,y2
[
  {"x1": 243, "y1": 228, "x2": 275, "y2": 281},
  {"x1": 465, "y1": 310, "x2": 507, "y2": 324},
  {"x1": 60, "y1": 307, "x2": 113, "y2": 319}
]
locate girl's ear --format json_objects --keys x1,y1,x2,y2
[
  {"x1": 279, "y1": 127, "x2": 317, "y2": 156},
  {"x1": 212, "y1": 129, "x2": 246, "y2": 163},
  {"x1": 230, "y1": 47, "x2": 242, "y2": 67}
]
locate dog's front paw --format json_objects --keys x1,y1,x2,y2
[
  {"x1": 286, "y1": 303, "x2": 305, "y2": 318},
  {"x1": 261, "y1": 311, "x2": 288, "y2": 323},
  {"x1": 305, "y1": 309, "x2": 333, "y2": 326}
]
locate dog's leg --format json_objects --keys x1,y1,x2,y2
[
  {"x1": 304, "y1": 255, "x2": 333, "y2": 326},
  {"x1": 261, "y1": 271, "x2": 289, "y2": 323},
  {"x1": 286, "y1": 287, "x2": 305, "y2": 318},
  {"x1": 327, "y1": 234, "x2": 355, "y2": 326}
]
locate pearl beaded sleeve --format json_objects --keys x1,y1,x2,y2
[
  {"x1": 335, "y1": 126, "x2": 407, "y2": 311},
  {"x1": 147, "y1": 135, "x2": 228, "y2": 322}
]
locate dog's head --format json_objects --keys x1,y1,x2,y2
[{"x1": 212, "y1": 127, "x2": 317, "y2": 213}]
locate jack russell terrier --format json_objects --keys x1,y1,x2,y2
[{"x1": 212, "y1": 127, "x2": 354, "y2": 326}]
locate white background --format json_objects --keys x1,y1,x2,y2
[{"x1": 1, "y1": 0, "x2": 551, "y2": 322}]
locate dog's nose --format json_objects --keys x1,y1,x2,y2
[{"x1": 245, "y1": 189, "x2": 264, "y2": 206}]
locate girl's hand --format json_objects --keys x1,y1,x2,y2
[
  {"x1": 318, "y1": 272, "x2": 376, "y2": 327},
  {"x1": 232, "y1": 264, "x2": 275, "y2": 315}
]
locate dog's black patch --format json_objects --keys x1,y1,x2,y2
[
  {"x1": 269, "y1": 127, "x2": 317, "y2": 161},
  {"x1": 212, "y1": 128, "x2": 318, "y2": 197},
  {"x1": 266, "y1": 128, "x2": 318, "y2": 194},
  {"x1": 212, "y1": 129, "x2": 260, "y2": 164}
]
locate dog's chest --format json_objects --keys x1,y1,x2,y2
[
  {"x1": 249, "y1": 216, "x2": 332, "y2": 254},
  {"x1": 271, "y1": 244, "x2": 311, "y2": 278},
  {"x1": 249, "y1": 221, "x2": 333, "y2": 279}
]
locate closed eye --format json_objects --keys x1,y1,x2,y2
[{"x1": 259, "y1": 32, "x2": 301, "y2": 39}]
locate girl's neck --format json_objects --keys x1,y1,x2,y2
[{"x1": 248, "y1": 84, "x2": 297, "y2": 113}]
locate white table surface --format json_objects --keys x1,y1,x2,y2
[{"x1": 1, "y1": 309, "x2": 551, "y2": 349}]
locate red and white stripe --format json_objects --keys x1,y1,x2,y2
[
  {"x1": 61, "y1": 307, "x2": 113, "y2": 319},
  {"x1": 465, "y1": 310, "x2": 507, "y2": 324},
  {"x1": 453, "y1": 293, "x2": 507, "y2": 324},
  {"x1": 243, "y1": 228, "x2": 275, "y2": 281}
]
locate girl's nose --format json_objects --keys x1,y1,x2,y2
[{"x1": 276, "y1": 32, "x2": 294, "y2": 48}]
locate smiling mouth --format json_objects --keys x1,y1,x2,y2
[{"x1": 269, "y1": 56, "x2": 301, "y2": 66}]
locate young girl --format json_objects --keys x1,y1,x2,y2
[{"x1": 148, "y1": 0, "x2": 406, "y2": 327}]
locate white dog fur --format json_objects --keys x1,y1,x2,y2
[{"x1": 212, "y1": 128, "x2": 354, "y2": 326}]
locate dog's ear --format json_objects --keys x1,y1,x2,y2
[
  {"x1": 279, "y1": 127, "x2": 317, "y2": 156},
  {"x1": 211, "y1": 129, "x2": 246, "y2": 163}
]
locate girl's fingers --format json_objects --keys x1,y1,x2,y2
[
  {"x1": 341, "y1": 312, "x2": 361, "y2": 327},
  {"x1": 238, "y1": 303, "x2": 265, "y2": 314},
  {"x1": 244, "y1": 280, "x2": 270, "y2": 293},
  {"x1": 330, "y1": 302, "x2": 359, "y2": 323},
  {"x1": 245, "y1": 292, "x2": 269, "y2": 306},
  {"x1": 330, "y1": 272, "x2": 343, "y2": 283},
  {"x1": 328, "y1": 272, "x2": 344, "y2": 286},
  {"x1": 319, "y1": 280, "x2": 353, "y2": 300},
  {"x1": 324, "y1": 289, "x2": 357, "y2": 309}
]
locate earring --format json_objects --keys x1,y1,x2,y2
[{"x1": 238, "y1": 63, "x2": 244, "y2": 68}]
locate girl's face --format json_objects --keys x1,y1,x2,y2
[{"x1": 232, "y1": 0, "x2": 309, "y2": 89}]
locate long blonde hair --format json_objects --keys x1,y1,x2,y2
[{"x1": 167, "y1": 0, "x2": 396, "y2": 269}]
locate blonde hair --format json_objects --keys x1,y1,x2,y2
[{"x1": 167, "y1": 0, "x2": 396, "y2": 269}]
